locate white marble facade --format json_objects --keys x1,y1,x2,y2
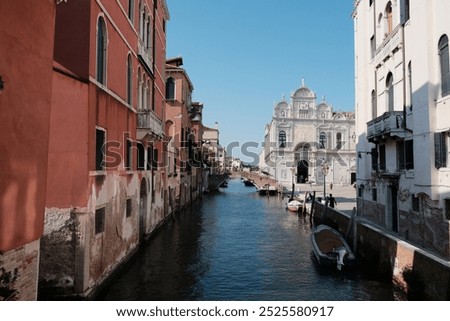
[{"x1": 260, "y1": 81, "x2": 356, "y2": 189}]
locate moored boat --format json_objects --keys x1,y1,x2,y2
[
  {"x1": 286, "y1": 200, "x2": 302, "y2": 212},
  {"x1": 310, "y1": 224, "x2": 355, "y2": 270}
]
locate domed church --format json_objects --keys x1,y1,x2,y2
[{"x1": 259, "y1": 80, "x2": 356, "y2": 189}]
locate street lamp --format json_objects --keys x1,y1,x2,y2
[{"x1": 321, "y1": 161, "x2": 329, "y2": 198}]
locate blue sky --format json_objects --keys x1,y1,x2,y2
[{"x1": 166, "y1": 0, "x2": 355, "y2": 161}]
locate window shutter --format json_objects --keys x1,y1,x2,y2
[
  {"x1": 400, "y1": 0, "x2": 406, "y2": 25},
  {"x1": 435, "y1": 132, "x2": 447, "y2": 169}
]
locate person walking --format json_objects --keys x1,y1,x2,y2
[{"x1": 328, "y1": 193, "x2": 337, "y2": 208}]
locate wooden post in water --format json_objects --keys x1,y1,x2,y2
[
  {"x1": 301, "y1": 192, "x2": 307, "y2": 216},
  {"x1": 352, "y1": 207, "x2": 357, "y2": 254},
  {"x1": 309, "y1": 191, "x2": 316, "y2": 226}
]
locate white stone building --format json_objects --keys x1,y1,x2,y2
[
  {"x1": 353, "y1": 0, "x2": 450, "y2": 258},
  {"x1": 259, "y1": 81, "x2": 356, "y2": 190}
]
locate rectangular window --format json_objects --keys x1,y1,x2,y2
[
  {"x1": 125, "y1": 139, "x2": 133, "y2": 170},
  {"x1": 405, "y1": 140, "x2": 414, "y2": 170},
  {"x1": 95, "y1": 207, "x2": 105, "y2": 234},
  {"x1": 96, "y1": 128, "x2": 106, "y2": 171},
  {"x1": 372, "y1": 188, "x2": 377, "y2": 202},
  {"x1": 137, "y1": 143, "x2": 145, "y2": 170},
  {"x1": 434, "y1": 132, "x2": 447, "y2": 169},
  {"x1": 371, "y1": 148, "x2": 378, "y2": 171},
  {"x1": 126, "y1": 198, "x2": 132, "y2": 217},
  {"x1": 152, "y1": 147, "x2": 158, "y2": 169},
  {"x1": 379, "y1": 145, "x2": 386, "y2": 171}
]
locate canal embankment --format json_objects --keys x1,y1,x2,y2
[{"x1": 311, "y1": 199, "x2": 450, "y2": 300}]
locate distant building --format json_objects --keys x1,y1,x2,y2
[
  {"x1": 260, "y1": 81, "x2": 356, "y2": 190},
  {"x1": 165, "y1": 57, "x2": 204, "y2": 211},
  {"x1": 354, "y1": 0, "x2": 450, "y2": 259}
]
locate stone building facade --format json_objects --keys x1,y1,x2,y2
[
  {"x1": 259, "y1": 81, "x2": 356, "y2": 191},
  {"x1": 354, "y1": 0, "x2": 450, "y2": 259}
]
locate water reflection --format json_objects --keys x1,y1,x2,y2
[{"x1": 98, "y1": 178, "x2": 401, "y2": 301}]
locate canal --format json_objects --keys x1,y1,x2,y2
[{"x1": 98, "y1": 178, "x2": 403, "y2": 301}]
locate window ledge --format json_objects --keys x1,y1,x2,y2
[{"x1": 90, "y1": 170, "x2": 106, "y2": 177}]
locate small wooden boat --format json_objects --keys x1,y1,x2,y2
[
  {"x1": 286, "y1": 200, "x2": 302, "y2": 212},
  {"x1": 310, "y1": 224, "x2": 355, "y2": 270},
  {"x1": 243, "y1": 178, "x2": 254, "y2": 186}
]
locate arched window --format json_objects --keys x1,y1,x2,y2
[
  {"x1": 137, "y1": 69, "x2": 142, "y2": 109},
  {"x1": 336, "y1": 133, "x2": 342, "y2": 150},
  {"x1": 126, "y1": 54, "x2": 132, "y2": 105},
  {"x1": 96, "y1": 17, "x2": 107, "y2": 85},
  {"x1": 279, "y1": 131, "x2": 286, "y2": 148},
  {"x1": 147, "y1": 79, "x2": 153, "y2": 110},
  {"x1": 386, "y1": 72, "x2": 394, "y2": 112},
  {"x1": 128, "y1": 0, "x2": 135, "y2": 22},
  {"x1": 439, "y1": 35, "x2": 450, "y2": 96},
  {"x1": 385, "y1": 2, "x2": 393, "y2": 35},
  {"x1": 371, "y1": 89, "x2": 377, "y2": 118},
  {"x1": 319, "y1": 132, "x2": 327, "y2": 149},
  {"x1": 166, "y1": 77, "x2": 175, "y2": 100}
]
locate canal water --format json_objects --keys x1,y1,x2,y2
[{"x1": 98, "y1": 178, "x2": 403, "y2": 301}]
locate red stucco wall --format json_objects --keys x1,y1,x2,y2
[{"x1": 0, "y1": 1, "x2": 56, "y2": 251}]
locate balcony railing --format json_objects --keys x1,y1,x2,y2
[
  {"x1": 137, "y1": 109, "x2": 163, "y2": 139},
  {"x1": 367, "y1": 111, "x2": 406, "y2": 142},
  {"x1": 373, "y1": 25, "x2": 403, "y2": 67}
]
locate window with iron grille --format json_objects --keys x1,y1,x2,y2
[
  {"x1": 95, "y1": 207, "x2": 105, "y2": 234},
  {"x1": 126, "y1": 198, "x2": 132, "y2": 217}
]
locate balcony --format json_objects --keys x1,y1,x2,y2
[
  {"x1": 137, "y1": 40, "x2": 153, "y2": 74},
  {"x1": 367, "y1": 111, "x2": 406, "y2": 143},
  {"x1": 373, "y1": 25, "x2": 403, "y2": 67},
  {"x1": 137, "y1": 109, "x2": 163, "y2": 140}
]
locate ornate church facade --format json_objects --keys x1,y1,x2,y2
[{"x1": 259, "y1": 81, "x2": 356, "y2": 189}]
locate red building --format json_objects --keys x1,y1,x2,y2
[
  {"x1": 165, "y1": 57, "x2": 205, "y2": 210},
  {"x1": 39, "y1": 0, "x2": 170, "y2": 298},
  {"x1": 0, "y1": 1, "x2": 57, "y2": 301}
]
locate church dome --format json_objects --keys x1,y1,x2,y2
[
  {"x1": 276, "y1": 101, "x2": 289, "y2": 109},
  {"x1": 292, "y1": 86, "x2": 315, "y2": 99}
]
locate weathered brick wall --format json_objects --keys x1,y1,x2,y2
[
  {"x1": 399, "y1": 205, "x2": 450, "y2": 259},
  {"x1": 357, "y1": 198, "x2": 385, "y2": 227},
  {"x1": 0, "y1": 240, "x2": 40, "y2": 300}
]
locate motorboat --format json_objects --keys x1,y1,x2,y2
[
  {"x1": 310, "y1": 224, "x2": 355, "y2": 270},
  {"x1": 286, "y1": 200, "x2": 302, "y2": 212}
]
